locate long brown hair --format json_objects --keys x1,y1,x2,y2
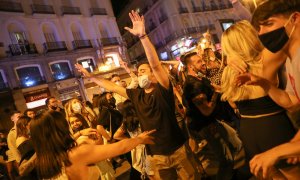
[
  {"x1": 16, "y1": 116, "x2": 31, "y2": 138},
  {"x1": 30, "y1": 110, "x2": 76, "y2": 179}
]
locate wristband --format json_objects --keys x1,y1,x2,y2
[{"x1": 139, "y1": 34, "x2": 148, "y2": 39}]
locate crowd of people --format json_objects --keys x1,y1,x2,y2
[{"x1": 0, "y1": 0, "x2": 299, "y2": 179}]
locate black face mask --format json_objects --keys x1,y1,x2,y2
[
  {"x1": 258, "y1": 27, "x2": 289, "y2": 53},
  {"x1": 109, "y1": 98, "x2": 116, "y2": 106},
  {"x1": 50, "y1": 105, "x2": 58, "y2": 111}
]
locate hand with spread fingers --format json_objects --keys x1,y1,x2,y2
[
  {"x1": 75, "y1": 63, "x2": 92, "y2": 78},
  {"x1": 235, "y1": 73, "x2": 266, "y2": 87},
  {"x1": 124, "y1": 10, "x2": 146, "y2": 37}
]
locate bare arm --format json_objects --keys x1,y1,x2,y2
[
  {"x1": 113, "y1": 124, "x2": 128, "y2": 140},
  {"x1": 261, "y1": 49, "x2": 287, "y2": 85},
  {"x1": 97, "y1": 125, "x2": 111, "y2": 140},
  {"x1": 75, "y1": 63, "x2": 128, "y2": 99},
  {"x1": 125, "y1": 11, "x2": 169, "y2": 89},
  {"x1": 194, "y1": 92, "x2": 218, "y2": 116},
  {"x1": 236, "y1": 73, "x2": 299, "y2": 111},
  {"x1": 250, "y1": 141, "x2": 300, "y2": 178},
  {"x1": 72, "y1": 130, "x2": 155, "y2": 165}
]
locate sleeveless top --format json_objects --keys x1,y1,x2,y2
[{"x1": 46, "y1": 165, "x2": 100, "y2": 180}]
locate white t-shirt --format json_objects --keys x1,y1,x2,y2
[{"x1": 285, "y1": 48, "x2": 300, "y2": 102}]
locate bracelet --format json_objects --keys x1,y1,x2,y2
[{"x1": 139, "y1": 34, "x2": 148, "y2": 39}]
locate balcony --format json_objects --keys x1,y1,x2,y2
[
  {"x1": 187, "y1": 27, "x2": 198, "y2": 34},
  {"x1": 31, "y1": 4, "x2": 55, "y2": 14},
  {"x1": 72, "y1": 40, "x2": 93, "y2": 49},
  {"x1": 178, "y1": 7, "x2": 188, "y2": 14},
  {"x1": 8, "y1": 43, "x2": 38, "y2": 56},
  {"x1": 0, "y1": 1, "x2": 23, "y2": 13},
  {"x1": 90, "y1": 8, "x2": 107, "y2": 16},
  {"x1": 61, "y1": 6, "x2": 81, "y2": 15},
  {"x1": 165, "y1": 30, "x2": 185, "y2": 44},
  {"x1": 43, "y1": 41, "x2": 67, "y2": 52},
  {"x1": 159, "y1": 15, "x2": 168, "y2": 24},
  {"x1": 193, "y1": 7, "x2": 203, "y2": 12},
  {"x1": 210, "y1": 4, "x2": 219, "y2": 11},
  {"x1": 100, "y1": 37, "x2": 119, "y2": 46},
  {"x1": 219, "y1": 4, "x2": 227, "y2": 10}
]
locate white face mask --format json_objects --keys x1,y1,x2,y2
[
  {"x1": 138, "y1": 75, "x2": 152, "y2": 89},
  {"x1": 72, "y1": 103, "x2": 82, "y2": 112},
  {"x1": 115, "y1": 81, "x2": 121, "y2": 86},
  {"x1": 210, "y1": 56, "x2": 216, "y2": 61}
]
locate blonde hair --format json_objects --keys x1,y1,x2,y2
[
  {"x1": 221, "y1": 20, "x2": 265, "y2": 101},
  {"x1": 221, "y1": 20, "x2": 263, "y2": 63},
  {"x1": 64, "y1": 98, "x2": 96, "y2": 128}
]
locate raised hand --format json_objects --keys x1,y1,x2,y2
[
  {"x1": 137, "y1": 129, "x2": 156, "y2": 145},
  {"x1": 119, "y1": 59, "x2": 130, "y2": 73},
  {"x1": 75, "y1": 63, "x2": 92, "y2": 78},
  {"x1": 124, "y1": 10, "x2": 146, "y2": 37}
]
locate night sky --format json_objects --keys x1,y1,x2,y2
[{"x1": 111, "y1": 0, "x2": 130, "y2": 17}]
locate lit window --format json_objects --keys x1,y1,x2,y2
[
  {"x1": 16, "y1": 66, "x2": 44, "y2": 88},
  {"x1": 50, "y1": 62, "x2": 73, "y2": 81},
  {"x1": 77, "y1": 58, "x2": 95, "y2": 73}
]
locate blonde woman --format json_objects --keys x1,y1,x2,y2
[
  {"x1": 220, "y1": 20, "x2": 296, "y2": 178},
  {"x1": 65, "y1": 98, "x2": 111, "y2": 141}
]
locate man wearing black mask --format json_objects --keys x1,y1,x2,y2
[{"x1": 45, "y1": 97, "x2": 65, "y2": 117}]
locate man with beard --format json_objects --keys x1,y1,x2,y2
[{"x1": 45, "y1": 97, "x2": 65, "y2": 117}]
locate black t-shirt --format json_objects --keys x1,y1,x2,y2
[
  {"x1": 126, "y1": 82, "x2": 185, "y2": 155},
  {"x1": 97, "y1": 106, "x2": 123, "y2": 135}
]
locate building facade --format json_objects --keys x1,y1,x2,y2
[
  {"x1": 0, "y1": 0, "x2": 128, "y2": 129},
  {"x1": 117, "y1": 0, "x2": 244, "y2": 62}
]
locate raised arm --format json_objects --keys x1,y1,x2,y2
[
  {"x1": 125, "y1": 10, "x2": 170, "y2": 89},
  {"x1": 119, "y1": 59, "x2": 138, "y2": 89},
  {"x1": 75, "y1": 63, "x2": 128, "y2": 99}
]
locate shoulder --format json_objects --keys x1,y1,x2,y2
[
  {"x1": 16, "y1": 137, "x2": 27, "y2": 147},
  {"x1": 68, "y1": 144, "x2": 94, "y2": 163},
  {"x1": 126, "y1": 88, "x2": 143, "y2": 100}
]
